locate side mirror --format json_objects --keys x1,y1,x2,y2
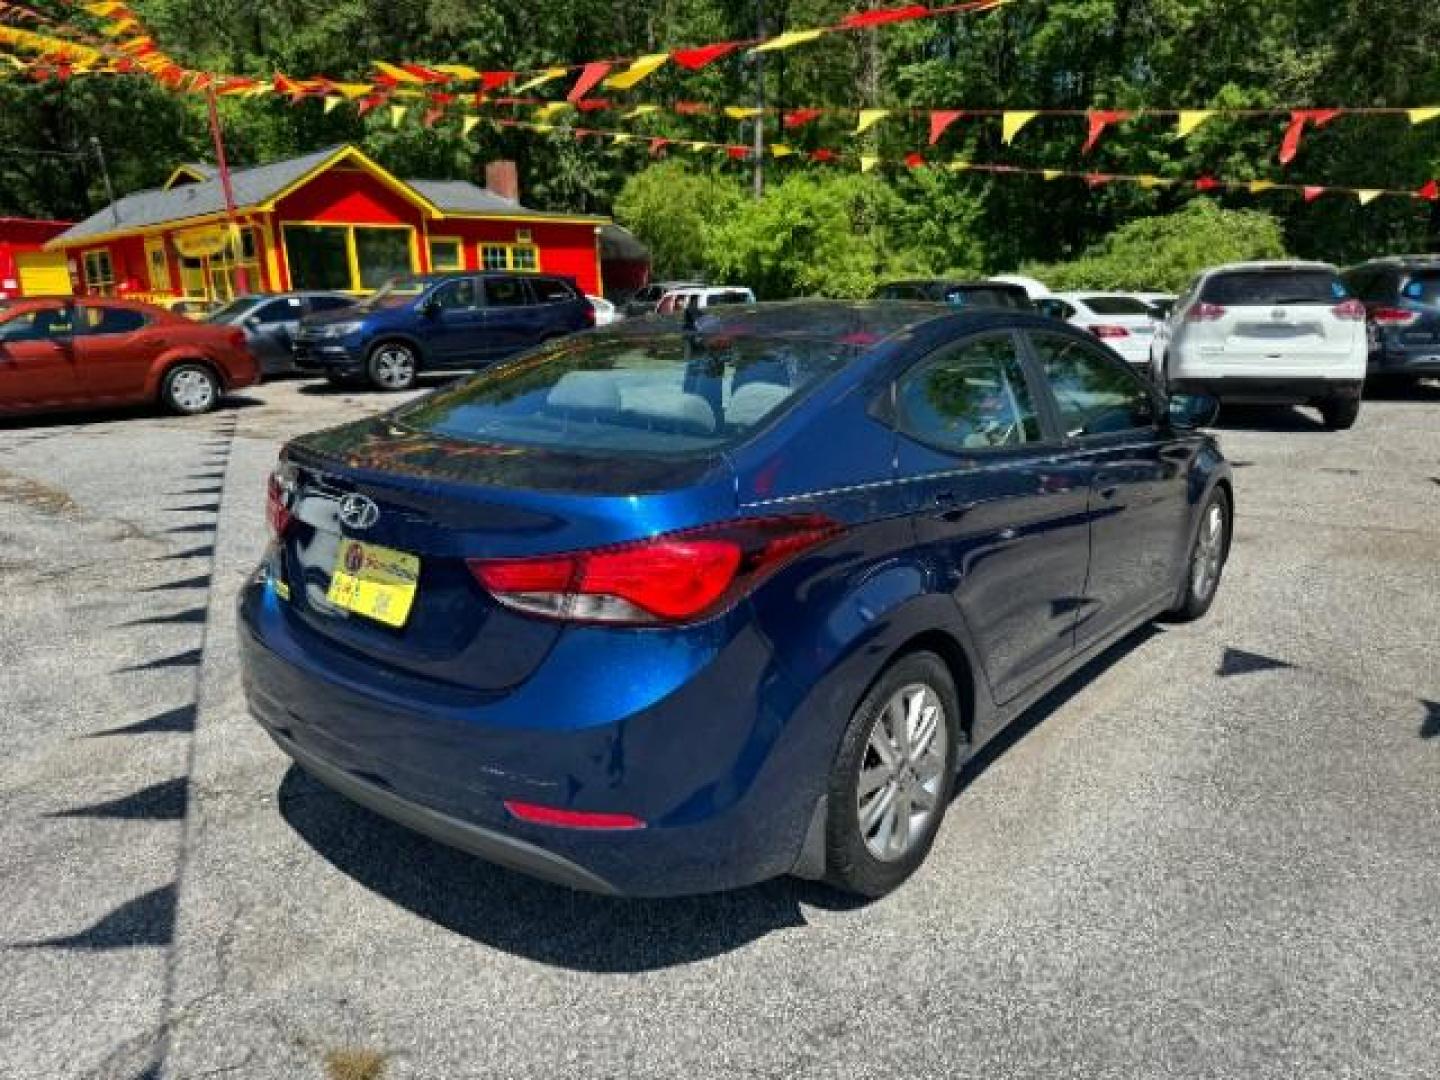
[{"x1": 1168, "y1": 392, "x2": 1219, "y2": 429}]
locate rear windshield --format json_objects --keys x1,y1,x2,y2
[
  {"x1": 1082, "y1": 296, "x2": 1154, "y2": 315},
  {"x1": 397, "y1": 332, "x2": 858, "y2": 458},
  {"x1": 1201, "y1": 270, "x2": 1347, "y2": 306},
  {"x1": 1401, "y1": 270, "x2": 1440, "y2": 305},
  {"x1": 943, "y1": 286, "x2": 1028, "y2": 309}
]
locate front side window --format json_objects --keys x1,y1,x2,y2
[
  {"x1": 1037, "y1": 299, "x2": 1075, "y2": 320},
  {"x1": 253, "y1": 299, "x2": 302, "y2": 323},
  {"x1": 1029, "y1": 332, "x2": 1155, "y2": 438},
  {"x1": 432, "y1": 278, "x2": 480, "y2": 311},
  {"x1": 0, "y1": 305, "x2": 75, "y2": 342},
  {"x1": 896, "y1": 334, "x2": 1042, "y2": 452},
  {"x1": 530, "y1": 277, "x2": 576, "y2": 304}
]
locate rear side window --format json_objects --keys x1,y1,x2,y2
[
  {"x1": 309, "y1": 296, "x2": 354, "y2": 313},
  {"x1": 876, "y1": 285, "x2": 921, "y2": 300},
  {"x1": 1400, "y1": 270, "x2": 1440, "y2": 305},
  {"x1": 1029, "y1": 332, "x2": 1155, "y2": 437},
  {"x1": 254, "y1": 299, "x2": 302, "y2": 323},
  {"x1": 707, "y1": 290, "x2": 753, "y2": 306},
  {"x1": 1081, "y1": 296, "x2": 1153, "y2": 315},
  {"x1": 398, "y1": 333, "x2": 859, "y2": 458},
  {"x1": 1037, "y1": 299, "x2": 1075, "y2": 320},
  {"x1": 531, "y1": 277, "x2": 577, "y2": 304},
  {"x1": 81, "y1": 307, "x2": 147, "y2": 335},
  {"x1": 1201, "y1": 270, "x2": 1346, "y2": 306},
  {"x1": 896, "y1": 334, "x2": 1042, "y2": 452},
  {"x1": 483, "y1": 277, "x2": 529, "y2": 307}
]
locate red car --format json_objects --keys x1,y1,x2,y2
[{"x1": 0, "y1": 297, "x2": 258, "y2": 418}]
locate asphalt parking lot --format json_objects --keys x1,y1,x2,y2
[{"x1": 3, "y1": 378, "x2": 1438, "y2": 1080}]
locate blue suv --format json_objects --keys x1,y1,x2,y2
[{"x1": 293, "y1": 272, "x2": 594, "y2": 390}]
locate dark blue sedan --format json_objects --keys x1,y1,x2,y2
[{"x1": 239, "y1": 302, "x2": 1232, "y2": 898}]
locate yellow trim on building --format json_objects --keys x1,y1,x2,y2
[
  {"x1": 443, "y1": 213, "x2": 609, "y2": 226},
  {"x1": 163, "y1": 164, "x2": 210, "y2": 190},
  {"x1": 257, "y1": 145, "x2": 444, "y2": 218},
  {"x1": 478, "y1": 241, "x2": 542, "y2": 273}
]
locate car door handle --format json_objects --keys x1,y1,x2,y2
[{"x1": 997, "y1": 526, "x2": 1018, "y2": 542}]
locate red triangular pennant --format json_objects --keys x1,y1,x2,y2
[
  {"x1": 671, "y1": 42, "x2": 741, "y2": 70},
  {"x1": 784, "y1": 108, "x2": 824, "y2": 129},
  {"x1": 1083, "y1": 110, "x2": 1131, "y2": 154},
  {"x1": 1418, "y1": 179, "x2": 1440, "y2": 201},
  {"x1": 727, "y1": 145, "x2": 751, "y2": 160},
  {"x1": 674, "y1": 101, "x2": 709, "y2": 116},
  {"x1": 649, "y1": 137, "x2": 670, "y2": 157},
  {"x1": 810, "y1": 148, "x2": 837, "y2": 163},
  {"x1": 575, "y1": 98, "x2": 610, "y2": 112},
  {"x1": 481, "y1": 71, "x2": 516, "y2": 90},
  {"x1": 1086, "y1": 173, "x2": 1113, "y2": 188},
  {"x1": 1194, "y1": 175, "x2": 1221, "y2": 192},
  {"x1": 1279, "y1": 108, "x2": 1343, "y2": 165},
  {"x1": 839, "y1": 5, "x2": 928, "y2": 28},
  {"x1": 567, "y1": 61, "x2": 611, "y2": 102},
  {"x1": 1303, "y1": 185, "x2": 1325, "y2": 202},
  {"x1": 928, "y1": 110, "x2": 963, "y2": 145},
  {"x1": 905, "y1": 152, "x2": 927, "y2": 168}
]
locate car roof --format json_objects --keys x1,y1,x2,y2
[
  {"x1": 1205, "y1": 260, "x2": 1338, "y2": 275},
  {"x1": 883, "y1": 279, "x2": 1025, "y2": 290}
]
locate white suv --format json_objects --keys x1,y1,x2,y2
[{"x1": 1151, "y1": 261, "x2": 1366, "y2": 429}]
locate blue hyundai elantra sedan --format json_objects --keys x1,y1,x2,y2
[{"x1": 239, "y1": 301, "x2": 1232, "y2": 898}]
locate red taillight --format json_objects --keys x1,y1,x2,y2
[
  {"x1": 266, "y1": 468, "x2": 294, "y2": 537},
  {"x1": 1333, "y1": 299, "x2": 1366, "y2": 321},
  {"x1": 1088, "y1": 324, "x2": 1130, "y2": 339},
  {"x1": 1369, "y1": 305, "x2": 1417, "y2": 326},
  {"x1": 1186, "y1": 302, "x2": 1227, "y2": 322},
  {"x1": 469, "y1": 514, "x2": 843, "y2": 625},
  {"x1": 503, "y1": 800, "x2": 645, "y2": 830}
]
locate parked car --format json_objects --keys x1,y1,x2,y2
[
  {"x1": 587, "y1": 295, "x2": 619, "y2": 326},
  {"x1": 161, "y1": 297, "x2": 223, "y2": 320},
  {"x1": 292, "y1": 272, "x2": 594, "y2": 391},
  {"x1": 987, "y1": 274, "x2": 1052, "y2": 301},
  {"x1": 874, "y1": 280, "x2": 1034, "y2": 310},
  {"x1": 1036, "y1": 292, "x2": 1159, "y2": 370},
  {"x1": 1340, "y1": 256, "x2": 1440, "y2": 385},
  {"x1": 0, "y1": 297, "x2": 257, "y2": 417},
  {"x1": 207, "y1": 292, "x2": 354, "y2": 377},
  {"x1": 1151, "y1": 261, "x2": 1365, "y2": 429},
  {"x1": 240, "y1": 301, "x2": 1232, "y2": 898},
  {"x1": 654, "y1": 286, "x2": 756, "y2": 315},
  {"x1": 622, "y1": 280, "x2": 705, "y2": 318}
]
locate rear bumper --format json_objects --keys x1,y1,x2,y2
[
  {"x1": 237, "y1": 575, "x2": 820, "y2": 897},
  {"x1": 1370, "y1": 345, "x2": 1440, "y2": 377},
  {"x1": 1169, "y1": 376, "x2": 1363, "y2": 404}
]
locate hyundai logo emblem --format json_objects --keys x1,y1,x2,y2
[{"x1": 338, "y1": 493, "x2": 380, "y2": 531}]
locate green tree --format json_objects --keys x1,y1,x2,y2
[{"x1": 613, "y1": 161, "x2": 743, "y2": 278}]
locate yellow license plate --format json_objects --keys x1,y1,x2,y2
[{"x1": 326, "y1": 538, "x2": 420, "y2": 628}]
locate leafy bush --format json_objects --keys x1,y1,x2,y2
[
  {"x1": 1022, "y1": 199, "x2": 1289, "y2": 292},
  {"x1": 612, "y1": 162, "x2": 744, "y2": 281}
]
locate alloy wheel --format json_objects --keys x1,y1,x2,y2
[
  {"x1": 1191, "y1": 502, "x2": 1226, "y2": 601},
  {"x1": 372, "y1": 346, "x2": 415, "y2": 389},
  {"x1": 170, "y1": 369, "x2": 215, "y2": 412},
  {"x1": 856, "y1": 682, "x2": 949, "y2": 862}
]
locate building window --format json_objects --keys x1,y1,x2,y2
[
  {"x1": 428, "y1": 237, "x2": 463, "y2": 272},
  {"x1": 178, "y1": 257, "x2": 208, "y2": 297},
  {"x1": 214, "y1": 226, "x2": 262, "y2": 300},
  {"x1": 82, "y1": 250, "x2": 115, "y2": 295},
  {"x1": 479, "y1": 242, "x2": 540, "y2": 273},
  {"x1": 284, "y1": 224, "x2": 416, "y2": 292}
]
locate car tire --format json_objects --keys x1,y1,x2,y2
[
  {"x1": 824, "y1": 651, "x2": 963, "y2": 898},
  {"x1": 1319, "y1": 395, "x2": 1360, "y2": 430},
  {"x1": 367, "y1": 342, "x2": 418, "y2": 391},
  {"x1": 1166, "y1": 487, "x2": 1231, "y2": 622},
  {"x1": 160, "y1": 362, "x2": 220, "y2": 416}
]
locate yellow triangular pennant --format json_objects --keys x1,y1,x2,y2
[
  {"x1": 604, "y1": 53, "x2": 669, "y2": 90},
  {"x1": 1042, "y1": 169, "x2": 1063, "y2": 181},
  {"x1": 1001, "y1": 111, "x2": 1037, "y2": 144},
  {"x1": 1407, "y1": 107, "x2": 1440, "y2": 126},
  {"x1": 724, "y1": 106, "x2": 762, "y2": 120},
  {"x1": 323, "y1": 95, "x2": 344, "y2": 114},
  {"x1": 1176, "y1": 110, "x2": 1214, "y2": 137},
  {"x1": 611, "y1": 132, "x2": 635, "y2": 144},
  {"x1": 1138, "y1": 175, "x2": 1173, "y2": 189},
  {"x1": 389, "y1": 105, "x2": 408, "y2": 128},
  {"x1": 769, "y1": 143, "x2": 794, "y2": 157},
  {"x1": 375, "y1": 61, "x2": 423, "y2": 85},
  {"x1": 515, "y1": 67, "x2": 567, "y2": 92},
  {"x1": 623, "y1": 105, "x2": 660, "y2": 119},
  {"x1": 533, "y1": 101, "x2": 570, "y2": 121},
  {"x1": 855, "y1": 109, "x2": 889, "y2": 135},
  {"x1": 947, "y1": 160, "x2": 972, "y2": 172},
  {"x1": 1356, "y1": 189, "x2": 1382, "y2": 205},
  {"x1": 1247, "y1": 180, "x2": 1276, "y2": 194},
  {"x1": 751, "y1": 28, "x2": 825, "y2": 53},
  {"x1": 860, "y1": 155, "x2": 879, "y2": 173},
  {"x1": 462, "y1": 115, "x2": 479, "y2": 137},
  {"x1": 433, "y1": 64, "x2": 481, "y2": 81},
  {"x1": 333, "y1": 82, "x2": 373, "y2": 99}
]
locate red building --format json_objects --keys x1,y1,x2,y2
[
  {"x1": 0, "y1": 217, "x2": 75, "y2": 300},
  {"x1": 47, "y1": 144, "x2": 610, "y2": 302}
]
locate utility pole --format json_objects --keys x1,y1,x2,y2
[
  {"x1": 88, "y1": 136, "x2": 120, "y2": 228},
  {"x1": 205, "y1": 86, "x2": 250, "y2": 295},
  {"x1": 752, "y1": 0, "x2": 766, "y2": 198}
]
